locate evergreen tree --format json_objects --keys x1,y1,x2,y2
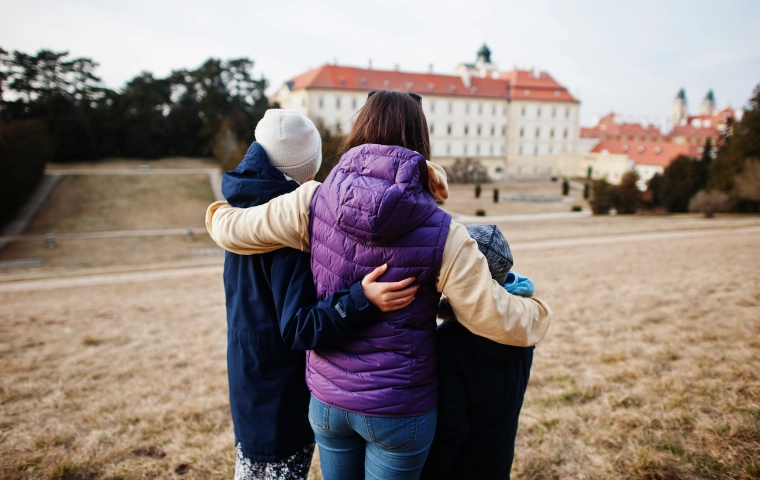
[{"x1": 709, "y1": 84, "x2": 760, "y2": 192}]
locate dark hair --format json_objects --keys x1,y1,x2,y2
[{"x1": 340, "y1": 90, "x2": 430, "y2": 159}]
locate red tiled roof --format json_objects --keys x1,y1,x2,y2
[
  {"x1": 670, "y1": 125, "x2": 718, "y2": 139},
  {"x1": 581, "y1": 112, "x2": 664, "y2": 139},
  {"x1": 285, "y1": 64, "x2": 578, "y2": 102},
  {"x1": 591, "y1": 139, "x2": 691, "y2": 167}
]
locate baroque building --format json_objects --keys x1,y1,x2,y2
[{"x1": 272, "y1": 45, "x2": 581, "y2": 179}]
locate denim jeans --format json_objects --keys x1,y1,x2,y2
[{"x1": 308, "y1": 395, "x2": 437, "y2": 480}]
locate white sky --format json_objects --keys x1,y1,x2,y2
[{"x1": 2, "y1": 0, "x2": 759, "y2": 125}]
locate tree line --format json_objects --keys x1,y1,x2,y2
[
  {"x1": 0, "y1": 46, "x2": 270, "y2": 226},
  {"x1": 590, "y1": 85, "x2": 760, "y2": 216}
]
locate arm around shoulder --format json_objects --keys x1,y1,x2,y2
[
  {"x1": 205, "y1": 181, "x2": 319, "y2": 255},
  {"x1": 436, "y1": 222, "x2": 553, "y2": 346}
]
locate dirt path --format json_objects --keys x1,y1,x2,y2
[{"x1": 4, "y1": 224, "x2": 758, "y2": 293}]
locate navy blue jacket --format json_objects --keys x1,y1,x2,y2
[
  {"x1": 223, "y1": 142, "x2": 375, "y2": 462},
  {"x1": 421, "y1": 321, "x2": 534, "y2": 480}
]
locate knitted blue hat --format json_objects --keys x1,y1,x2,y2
[{"x1": 465, "y1": 224, "x2": 513, "y2": 284}]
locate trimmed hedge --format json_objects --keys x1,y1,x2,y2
[{"x1": 0, "y1": 120, "x2": 53, "y2": 228}]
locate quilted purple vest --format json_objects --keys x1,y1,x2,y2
[{"x1": 307, "y1": 144, "x2": 451, "y2": 417}]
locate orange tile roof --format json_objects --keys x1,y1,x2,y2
[
  {"x1": 591, "y1": 139, "x2": 691, "y2": 167},
  {"x1": 670, "y1": 125, "x2": 719, "y2": 139},
  {"x1": 581, "y1": 112, "x2": 664, "y2": 139},
  {"x1": 285, "y1": 64, "x2": 578, "y2": 102}
]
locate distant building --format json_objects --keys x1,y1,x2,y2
[
  {"x1": 574, "y1": 89, "x2": 742, "y2": 187},
  {"x1": 272, "y1": 45, "x2": 581, "y2": 179}
]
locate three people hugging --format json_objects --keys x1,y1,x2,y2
[{"x1": 206, "y1": 91, "x2": 552, "y2": 480}]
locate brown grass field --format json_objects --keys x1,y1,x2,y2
[{"x1": 1, "y1": 167, "x2": 758, "y2": 479}]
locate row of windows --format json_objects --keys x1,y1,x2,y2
[
  {"x1": 519, "y1": 127, "x2": 570, "y2": 139},
  {"x1": 430, "y1": 124, "x2": 507, "y2": 136},
  {"x1": 520, "y1": 105, "x2": 572, "y2": 119},
  {"x1": 517, "y1": 144, "x2": 569, "y2": 155},
  {"x1": 437, "y1": 144, "x2": 507, "y2": 156},
  {"x1": 311, "y1": 96, "x2": 575, "y2": 123}
]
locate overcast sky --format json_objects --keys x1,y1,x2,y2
[{"x1": 2, "y1": 0, "x2": 759, "y2": 125}]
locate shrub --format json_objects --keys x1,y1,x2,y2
[
  {"x1": 689, "y1": 190, "x2": 731, "y2": 218},
  {"x1": 615, "y1": 171, "x2": 642, "y2": 214},
  {"x1": 590, "y1": 179, "x2": 618, "y2": 215},
  {"x1": 734, "y1": 158, "x2": 760, "y2": 202},
  {"x1": 0, "y1": 120, "x2": 53, "y2": 228}
]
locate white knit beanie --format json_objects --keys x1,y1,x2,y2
[{"x1": 255, "y1": 109, "x2": 322, "y2": 183}]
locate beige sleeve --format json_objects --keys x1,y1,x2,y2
[
  {"x1": 426, "y1": 161, "x2": 449, "y2": 201},
  {"x1": 436, "y1": 221, "x2": 553, "y2": 346},
  {"x1": 204, "y1": 181, "x2": 319, "y2": 255}
]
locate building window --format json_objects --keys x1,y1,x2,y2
[
  {"x1": 552, "y1": 107, "x2": 556, "y2": 118},
  {"x1": 501, "y1": 146, "x2": 505, "y2": 154},
  {"x1": 492, "y1": 105, "x2": 496, "y2": 115},
  {"x1": 520, "y1": 127, "x2": 524, "y2": 138},
  {"x1": 465, "y1": 103, "x2": 470, "y2": 114},
  {"x1": 319, "y1": 97, "x2": 324, "y2": 109},
  {"x1": 478, "y1": 104, "x2": 483, "y2": 115},
  {"x1": 565, "y1": 107, "x2": 570, "y2": 118},
  {"x1": 476, "y1": 145, "x2": 480, "y2": 154},
  {"x1": 430, "y1": 102, "x2": 435, "y2": 113},
  {"x1": 447, "y1": 124, "x2": 452, "y2": 135},
  {"x1": 490, "y1": 126, "x2": 495, "y2": 136},
  {"x1": 535, "y1": 127, "x2": 540, "y2": 138},
  {"x1": 503, "y1": 106, "x2": 508, "y2": 115},
  {"x1": 550, "y1": 128, "x2": 555, "y2": 138},
  {"x1": 477, "y1": 125, "x2": 482, "y2": 136},
  {"x1": 302, "y1": 98, "x2": 306, "y2": 107},
  {"x1": 430, "y1": 124, "x2": 434, "y2": 134},
  {"x1": 534, "y1": 146, "x2": 539, "y2": 156},
  {"x1": 448, "y1": 102, "x2": 453, "y2": 114},
  {"x1": 563, "y1": 128, "x2": 568, "y2": 139},
  {"x1": 489, "y1": 145, "x2": 494, "y2": 155},
  {"x1": 537, "y1": 107, "x2": 541, "y2": 118},
  {"x1": 336, "y1": 98, "x2": 341, "y2": 109},
  {"x1": 519, "y1": 145, "x2": 523, "y2": 155},
  {"x1": 521, "y1": 106, "x2": 526, "y2": 117},
  {"x1": 464, "y1": 125, "x2": 469, "y2": 135},
  {"x1": 501, "y1": 126, "x2": 506, "y2": 135},
  {"x1": 548, "y1": 146, "x2": 553, "y2": 154},
  {"x1": 446, "y1": 144, "x2": 451, "y2": 155},
  {"x1": 352, "y1": 98, "x2": 357, "y2": 109},
  {"x1": 463, "y1": 144, "x2": 468, "y2": 155}
]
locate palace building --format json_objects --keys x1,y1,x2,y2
[{"x1": 272, "y1": 45, "x2": 581, "y2": 179}]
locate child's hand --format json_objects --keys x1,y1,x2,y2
[{"x1": 362, "y1": 264, "x2": 418, "y2": 312}]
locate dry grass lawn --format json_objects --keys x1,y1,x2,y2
[
  {"x1": 1, "y1": 160, "x2": 758, "y2": 480},
  {"x1": 24, "y1": 174, "x2": 214, "y2": 234}
]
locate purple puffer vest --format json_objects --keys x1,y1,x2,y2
[{"x1": 307, "y1": 144, "x2": 451, "y2": 417}]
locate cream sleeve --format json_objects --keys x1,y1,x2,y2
[
  {"x1": 205, "y1": 181, "x2": 319, "y2": 255},
  {"x1": 436, "y1": 221, "x2": 553, "y2": 346},
  {"x1": 205, "y1": 161, "x2": 448, "y2": 255}
]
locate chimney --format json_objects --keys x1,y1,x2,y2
[
  {"x1": 368, "y1": 59, "x2": 372, "y2": 70},
  {"x1": 333, "y1": 57, "x2": 338, "y2": 66},
  {"x1": 394, "y1": 64, "x2": 400, "y2": 71},
  {"x1": 428, "y1": 64, "x2": 433, "y2": 74}
]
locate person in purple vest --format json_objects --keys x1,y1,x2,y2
[{"x1": 206, "y1": 91, "x2": 553, "y2": 480}]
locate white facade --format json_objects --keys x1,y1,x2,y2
[{"x1": 273, "y1": 49, "x2": 581, "y2": 180}]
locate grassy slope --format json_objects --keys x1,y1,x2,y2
[{"x1": 24, "y1": 174, "x2": 214, "y2": 234}]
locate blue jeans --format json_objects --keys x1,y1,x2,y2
[{"x1": 308, "y1": 395, "x2": 437, "y2": 480}]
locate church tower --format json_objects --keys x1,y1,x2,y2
[
  {"x1": 700, "y1": 89, "x2": 715, "y2": 115},
  {"x1": 672, "y1": 88, "x2": 688, "y2": 124}
]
